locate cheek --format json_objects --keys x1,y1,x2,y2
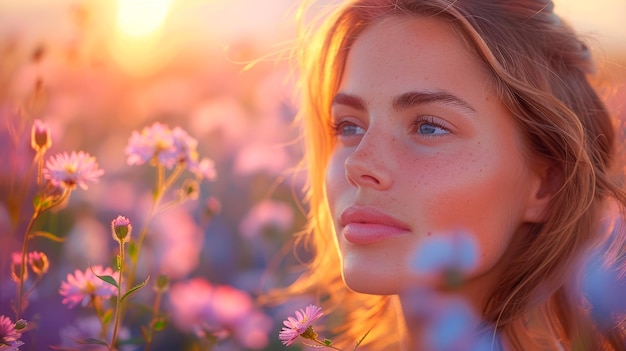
[{"x1": 324, "y1": 151, "x2": 349, "y2": 209}]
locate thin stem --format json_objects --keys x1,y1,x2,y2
[
  {"x1": 312, "y1": 339, "x2": 343, "y2": 351},
  {"x1": 110, "y1": 241, "x2": 125, "y2": 351},
  {"x1": 16, "y1": 209, "x2": 39, "y2": 319},
  {"x1": 144, "y1": 288, "x2": 164, "y2": 351}
]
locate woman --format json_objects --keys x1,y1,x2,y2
[{"x1": 279, "y1": 0, "x2": 626, "y2": 349}]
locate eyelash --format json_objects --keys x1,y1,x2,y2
[
  {"x1": 328, "y1": 118, "x2": 361, "y2": 137},
  {"x1": 411, "y1": 115, "x2": 452, "y2": 137},
  {"x1": 328, "y1": 116, "x2": 452, "y2": 138}
]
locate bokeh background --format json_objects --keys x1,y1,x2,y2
[{"x1": 1, "y1": 0, "x2": 625, "y2": 350}]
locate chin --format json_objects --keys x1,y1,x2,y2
[{"x1": 341, "y1": 266, "x2": 408, "y2": 295}]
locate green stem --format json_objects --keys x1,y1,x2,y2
[
  {"x1": 144, "y1": 288, "x2": 163, "y2": 351},
  {"x1": 110, "y1": 241, "x2": 125, "y2": 351},
  {"x1": 313, "y1": 338, "x2": 343, "y2": 351}
]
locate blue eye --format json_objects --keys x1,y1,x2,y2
[
  {"x1": 330, "y1": 120, "x2": 365, "y2": 137},
  {"x1": 419, "y1": 123, "x2": 448, "y2": 135},
  {"x1": 413, "y1": 116, "x2": 450, "y2": 137}
]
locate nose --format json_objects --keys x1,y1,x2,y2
[{"x1": 344, "y1": 131, "x2": 394, "y2": 190}]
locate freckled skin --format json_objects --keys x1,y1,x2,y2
[{"x1": 325, "y1": 17, "x2": 544, "y2": 300}]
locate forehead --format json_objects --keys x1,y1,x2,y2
[{"x1": 338, "y1": 16, "x2": 492, "y2": 105}]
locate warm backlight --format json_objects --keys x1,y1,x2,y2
[
  {"x1": 116, "y1": 0, "x2": 171, "y2": 38},
  {"x1": 111, "y1": 0, "x2": 176, "y2": 76}
]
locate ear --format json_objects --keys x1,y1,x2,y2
[{"x1": 523, "y1": 162, "x2": 562, "y2": 223}]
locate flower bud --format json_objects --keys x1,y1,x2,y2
[
  {"x1": 28, "y1": 251, "x2": 50, "y2": 276},
  {"x1": 10, "y1": 252, "x2": 26, "y2": 282},
  {"x1": 178, "y1": 179, "x2": 199, "y2": 200},
  {"x1": 155, "y1": 274, "x2": 170, "y2": 292},
  {"x1": 31, "y1": 119, "x2": 52, "y2": 152},
  {"x1": 14, "y1": 319, "x2": 27, "y2": 330},
  {"x1": 111, "y1": 215, "x2": 132, "y2": 244}
]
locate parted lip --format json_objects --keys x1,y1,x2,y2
[{"x1": 339, "y1": 206, "x2": 411, "y2": 230}]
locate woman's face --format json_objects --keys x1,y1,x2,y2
[{"x1": 325, "y1": 17, "x2": 545, "y2": 295}]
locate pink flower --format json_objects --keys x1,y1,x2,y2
[
  {"x1": 190, "y1": 157, "x2": 216, "y2": 181},
  {"x1": 239, "y1": 200, "x2": 294, "y2": 238},
  {"x1": 168, "y1": 278, "x2": 271, "y2": 349},
  {"x1": 59, "y1": 266, "x2": 117, "y2": 308},
  {"x1": 43, "y1": 151, "x2": 104, "y2": 190},
  {"x1": 0, "y1": 315, "x2": 24, "y2": 351},
  {"x1": 279, "y1": 304, "x2": 323, "y2": 346}
]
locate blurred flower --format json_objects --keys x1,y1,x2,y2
[
  {"x1": 410, "y1": 231, "x2": 478, "y2": 288},
  {"x1": 582, "y1": 249, "x2": 626, "y2": 332},
  {"x1": 190, "y1": 157, "x2": 217, "y2": 181},
  {"x1": 168, "y1": 278, "x2": 272, "y2": 349},
  {"x1": 400, "y1": 289, "x2": 492, "y2": 351},
  {"x1": 10, "y1": 252, "x2": 25, "y2": 283},
  {"x1": 58, "y1": 316, "x2": 132, "y2": 351},
  {"x1": 30, "y1": 119, "x2": 51, "y2": 152},
  {"x1": 151, "y1": 208, "x2": 203, "y2": 278},
  {"x1": 203, "y1": 196, "x2": 221, "y2": 221},
  {"x1": 59, "y1": 266, "x2": 117, "y2": 308},
  {"x1": 111, "y1": 215, "x2": 132, "y2": 244},
  {"x1": 239, "y1": 200, "x2": 294, "y2": 238},
  {"x1": 28, "y1": 251, "x2": 49, "y2": 276},
  {"x1": 177, "y1": 179, "x2": 200, "y2": 201},
  {"x1": 278, "y1": 304, "x2": 323, "y2": 346},
  {"x1": 171, "y1": 126, "x2": 199, "y2": 166},
  {"x1": 43, "y1": 151, "x2": 104, "y2": 190},
  {"x1": 233, "y1": 143, "x2": 290, "y2": 176},
  {"x1": 0, "y1": 315, "x2": 24, "y2": 351},
  {"x1": 126, "y1": 122, "x2": 176, "y2": 168}
]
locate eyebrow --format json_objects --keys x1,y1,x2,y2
[{"x1": 331, "y1": 90, "x2": 477, "y2": 114}]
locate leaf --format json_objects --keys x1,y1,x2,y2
[
  {"x1": 102, "y1": 309, "x2": 114, "y2": 325},
  {"x1": 72, "y1": 338, "x2": 109, "y2": 346},
  {"x1": 89, "y1": 266, "x2": 119, "y2": 289},
  {"x1": 153, "y1": 318, "x2": 167, "y2": 331},
  {"x1": 121, "y1": 275, "x2": 150, "y2": 302},
  {"x1": 29, "y1": 231, "x2": 66, "y2": 243}
]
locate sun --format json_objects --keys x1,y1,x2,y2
[
  {"x1": 111, "y1": 0, "x2": 176, "y2": 76},
  {"x1": 116, "y1": 0, "x2": 171, "y2": 38}
]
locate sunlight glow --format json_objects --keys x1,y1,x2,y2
[
  {"x1": 116, "y1": 0, "x2": 171, "y2": 38},
  {"x1": 111, "y1": 0, "x2": 177, "y2": 77}
]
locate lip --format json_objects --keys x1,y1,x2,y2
[{"x1": 339, "y1": 206, "x2": 411, "y2": 245}]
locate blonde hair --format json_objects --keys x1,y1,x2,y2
[{"x1": 277, "y1": 0, "x2": 626, "y2": 349}]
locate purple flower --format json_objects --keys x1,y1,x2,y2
[
  {"x1": 126, "y1": 122, "x2": 176, "y2": 167},
  {"x1": 171, "y1": 126, "x2": 199, "y2": 165},
  {"x1": 43, "y1": 151, "x2": 104, "y2": 190},
  {"x1": 279, "y1": 304, "x2": 323, "y2": 346},
  {"x1": 59, "y1": 266, "x2": 117, "y2": 308},
  {"x1": 0, "y1": 315, "x2": 24, "y2": 351}
]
